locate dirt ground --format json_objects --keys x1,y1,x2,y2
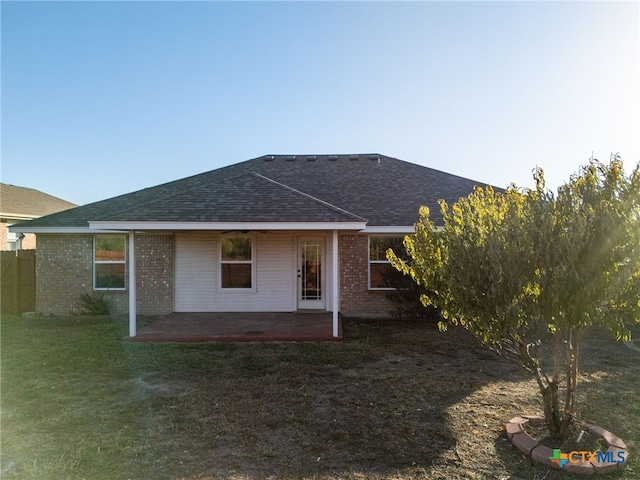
[
  {"x1": 2, "y1": 315, "x2": 638, "y2": 479},
  {"x1": 143, "y1": 319, "x2": 639, "y2": 479}
]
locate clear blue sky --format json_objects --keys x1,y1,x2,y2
[{"x1": 2, "y1": 1, "x2": 638, "y2": 206}]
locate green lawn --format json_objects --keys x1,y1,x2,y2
[{"x1": 1, "y1": 314, "x2": 638, "y2": 479}]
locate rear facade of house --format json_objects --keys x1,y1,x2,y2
[{"x1": 11, "y1": 154, "x2": 492, "y2": 327}]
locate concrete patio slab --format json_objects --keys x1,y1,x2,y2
[{"x1": 125, "y1": 311, "x2": 342, "y2": 343}]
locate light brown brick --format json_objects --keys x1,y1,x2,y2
[
  {"x1": 590, "y1": 447, "x2": 628, "y2": 473},
  {"x1": 521, "y1": 415, "x2": 546, "y2": 427},
  {"x1": 531, "y1": 444, "x2": 559, "y2": 469},
  {"x1": 507, "y1": 416, "x2": 530, "y2": 426},
  {"x1": 564, "y1": 458, "x2": 594, "y2": 475},
  {"x1": 36, "y1": 233, "x2": 174, "y2": 316},
  {"x1": 510, "y1": 431, "x2": 538, "y2": 456},
  {"x1": 339, "y1": 234, "x2": 394, "y2": 316},
  {"x1": 505, "y1": 422, "x2": 524, "y2": 440},
  {"x1": 583, "y1": 424, "x2": 627, "y2": 449}
]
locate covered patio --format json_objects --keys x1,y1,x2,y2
[{"x1": 125, "y1": 311, "x2": 342, "y2": 343}]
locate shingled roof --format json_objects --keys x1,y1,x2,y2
[
  {"x1": 12, "y1": 154, "x2": 495, "y2": 231},
  {"x1": 1, "y1": 183, "x2": 76, "y2": 220}
]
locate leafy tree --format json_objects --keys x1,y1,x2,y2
[{"x1": 389, "y1": 156, "x2": 640, "y2": 440}]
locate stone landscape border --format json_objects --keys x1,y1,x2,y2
[{"x1": 505, "y1": 415, "x2": 629, "y2": 475}]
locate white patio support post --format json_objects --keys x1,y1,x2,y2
[
  {"x1": 332, "y1": 229, "x2": 339, "y2": 337},
  {"x1": 128, "y1": 230, "x2": 136, "y2": 338}
]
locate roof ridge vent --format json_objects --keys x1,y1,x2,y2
[
  {"x1": 306, "y1": 155, "x2": 317, "y2": 161},
  {"x1": 349, "y1": 154, "x2": 359, "y2": 161},
  {"x1": 265, "y1": 155, "x2": 275, "y2": 161},
  {"x1": 286, "y1": 155, "x2": 296, "y2": 162},
  {"x1": 328, "y1": 155, "x2": 338, "y2": 161}
]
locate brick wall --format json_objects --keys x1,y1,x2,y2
[
  {"x1": 36, "y1": 234, "x2": 174, "y2": 316},
  {"x1": 136, "y1": 234, "x2": 174, "y2": 315},
  {"x1": 36, "y1": 234, "x2": 95, "y2": 314},
  {"x1": 21, "y1": 233, "x2": 37, "y2": 250},
  {"x1": 35, "y1": 232, "x2": 394, "y2": 317},
  {"x1": 1, "y1": 222, "x2": 37, "y2": 251},
  {"x1": 339, "y1": 234, "x2": 393, "y2": 317},
  {"x1": 0, "y1": 223, "x2": 7, "y2": 251}
]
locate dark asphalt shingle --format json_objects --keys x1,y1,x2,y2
[
  {"x1": 15, "y1": 154, "x2": 497, "y2": 229},
  {"x1": 98, "y1": 172, "x2": 366, "y2": 223}
]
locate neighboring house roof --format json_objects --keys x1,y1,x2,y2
[
  {"x1": 11, "y1": 154, "x2": 496, "y2": 232},
  {"x1": 0, "y1": 183, "x2": 77, "y2": 221}
]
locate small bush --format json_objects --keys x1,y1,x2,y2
[
  {"x1": 385, "y1": 269, "x2": 439, "y2": 319},
  {"x1": 75, "y1": 292, "x2": 114, "y2": 316}
]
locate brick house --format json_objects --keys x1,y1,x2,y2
[
  {"x1": 10, "y1": 154, "x2": 492, "y2": 337},
  {"x1": 1, "y1": 183, "x2": 76, "y2": 251}
]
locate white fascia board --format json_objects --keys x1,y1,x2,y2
[
  {"x1": 361, "y1": 225, "x2": 444, "y2": 234},
  {"x1": 88, "y1": 221, "x2": 368, "y2": 231},
  {"x1": 1, "y1": 213, "x2": 40, "y2": 221},
  {"x1": 360, "y1": 226, "x2": 416, "y2": 234},
  {"x1": 8, "y1": 226, "x2": 126, "y2": 234}
]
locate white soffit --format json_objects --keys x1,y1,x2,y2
[
  {"x1": 88, "y1": 221, "x2": 368, "y2": 231},
  {"x1": 361, "y1": 226, "x2": 415, "y2": 234},
  {"x1": 8, "y1": 226, "x2": 120, "y2": 234}
]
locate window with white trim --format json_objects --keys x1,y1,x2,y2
[
  {"x1": 6, "y1": 228, "x2": 18, "y2": 251},
  {"x1": 220, "y1": 235, "x2": 253, "y2": 289},
  {"x1": 94, "y1": 236, "x2": 126, "y2": 290},
  {"x1": 369, "y1": 236, "x2": 405, "y2": 290}
]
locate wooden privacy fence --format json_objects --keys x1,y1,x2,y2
[{"x1": 1, "y1": 250, "x2": 36, "y2": 314}]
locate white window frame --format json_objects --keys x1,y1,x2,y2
[
  {"x1": 219, "y1": 234, "x2": 255, "y2": 291},
  {"x1": 93, "y1": 235, "x2": 126, "y2": 290},
  {"x1": 368, "y1": 235, "x2": 405, "y2": 291},
  {"x1": 6, "y1": 236, "x2": 18, "y2": 251}
]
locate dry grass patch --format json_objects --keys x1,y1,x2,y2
[{"x1": 1, "y1": 315, "x2": 638, "y2": 479}]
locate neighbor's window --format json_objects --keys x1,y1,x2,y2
[
  {"x1": 369, "y1": 236, "x2": 405, "y2": 289},
  {"x1": 94, "y1": 236, "x2": 126, "y2": 289},
  {"x1": 6, "y1": 229, "x2": 18, "y2": 251},
  {"x1": 220, "y1": 235, "x2": 253, "y2": 289}
]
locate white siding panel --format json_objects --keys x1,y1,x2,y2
[
  {"x1": 175, "y1": 232, "x2": 217, "y2": 311},
  {"x1": 175, "y1": 232, "x2": 295, "y2": 312},
  {"x1": 256, "y1": 233, "x2": 295, "y2": 310}
]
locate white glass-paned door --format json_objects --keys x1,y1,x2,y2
[{"x1": 298, "y1": 237, "x2": 325, "y2": 309}]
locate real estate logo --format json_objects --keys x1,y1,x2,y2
[
  {"x1": 549, "y1": 448, "x2": 626, "y2": 468},
  {"x1": 549, "y1": 449, "x2": 569, "y2": 468}
]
